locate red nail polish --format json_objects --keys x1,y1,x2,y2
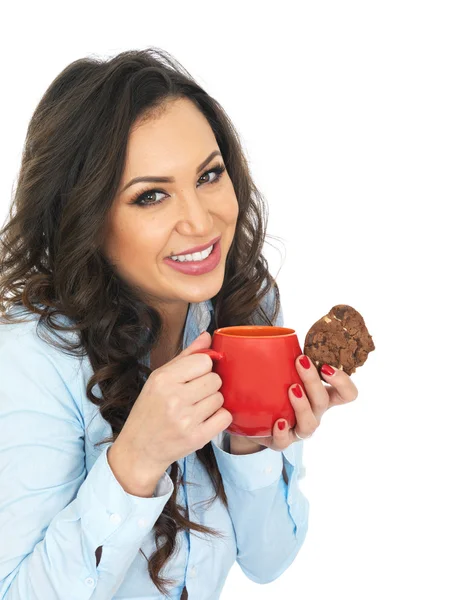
[
  {"x1": 299, "y1": 356, "x2": 310, "y2": 369},
  {"x1": 292, "y1": 384, "x2": 303, "y2": 398},
  {"x1": 321, "y1": 364, "x2": 335, "y2": 376},
  {"x1": 278, "y1": 420, "x2": 286, "y2": 430}
]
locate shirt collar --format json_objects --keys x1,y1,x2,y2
[{"x1": 182, "y1": 298, "x2": 214, "y2": 348}]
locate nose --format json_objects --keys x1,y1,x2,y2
[{"x1": 175, "y1": 190, "x2": 215, "y2": 236}]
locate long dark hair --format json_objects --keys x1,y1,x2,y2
[{"x1": 0, "y1": 47, "x2": 283, "y2": 597}]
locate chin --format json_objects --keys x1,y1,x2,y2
[{"x1": 181, "y1": 275, "x2": 224, "y2": 303}]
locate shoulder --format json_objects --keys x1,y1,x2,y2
[
  {"x1": 0, "y1": 306, "x2": 84, "y2": 425},
  {"x1": 255, "y1": 278, "x2": 284, "y2": 327}
]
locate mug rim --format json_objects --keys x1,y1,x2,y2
[{"x1": 213, "y1": 325, "x2": 296, "y2": 338}]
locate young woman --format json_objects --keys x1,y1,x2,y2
[{"x1": 0, "y1": 47, "x2": 358, "y2": 599}]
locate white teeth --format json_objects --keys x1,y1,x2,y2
[{"x1": 170, "y1": 244, "x2": 214, "y2": 262}]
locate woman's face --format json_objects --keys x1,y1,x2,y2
[{"x1": 103, "y1": 97, "x2": 239, "y2": 314}]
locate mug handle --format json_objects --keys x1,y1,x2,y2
[{"x1": 192, "y1": 348, "x2": 225, "y2": 361}]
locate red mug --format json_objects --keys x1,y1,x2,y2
[{"x1": 192, "y1": 325, "x2": 305, "y2": 437}]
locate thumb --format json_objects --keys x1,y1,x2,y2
[{"x1": 177, "y1": 330, "x2": 211, "y2": 358}]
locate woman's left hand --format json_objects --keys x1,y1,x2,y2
[{"x1": 230, "y1": 354, "x2": 359, "y2": 452}]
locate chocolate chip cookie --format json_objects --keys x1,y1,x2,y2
[{"x1": 303, "y1": 305, "x2": 375, "y2": 376}]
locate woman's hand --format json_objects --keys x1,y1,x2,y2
[
  {"x1": 230, "y1": 354, "x2": 359, "y2": 452},
  {"x1": 109, "y1": 332, "x2": 233, "y2": 496}
]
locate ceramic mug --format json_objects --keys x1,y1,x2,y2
[{"x1": 192, "y1": 325, "x2": 305, "y2": 437}]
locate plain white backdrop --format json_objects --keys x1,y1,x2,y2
[{"x1": 0, "y1": 1, "x2": 448, "y2": 598}]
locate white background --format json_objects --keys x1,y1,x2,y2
[{"x1": 1, "y1": 1, "x2": 449, "y2": 598}]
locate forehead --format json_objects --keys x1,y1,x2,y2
[{"x1": 124, "y1": 99, "x2": 216, "y2": 173}]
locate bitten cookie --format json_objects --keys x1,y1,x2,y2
[{"x1": 303, "y1": 305, "x2": 375, "y2": 376}]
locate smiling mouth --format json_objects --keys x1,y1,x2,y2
[
  {"x1": 165, "y1": 236, "x2": 221, "y2": 259},
  {"x1": 167, "y1": 241, "x2": 217, "y2": 261}
]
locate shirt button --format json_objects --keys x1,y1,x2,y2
[
  {"x1": 85, "y1": 577, "x2": 95, "y2": 587},
  {"x1": 190, "y1": 566, "x2": 197, "y2": 577},
  {"x1": 137, "y1": 517, "x2": 149, "y2": 528},
  {"x1": 109, "y1": 513, "x2": 121, "y2": 524},
  {"x1": 263, "y1": 465, "x2": 273, "y2": 474}
]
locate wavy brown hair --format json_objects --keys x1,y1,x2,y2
[{"x1": 0, "y1": 47, "x2": 283, "y2": 597}]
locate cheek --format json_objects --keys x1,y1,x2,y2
[
  {"x1": 220, "y1": 192, "x2": 239, "y2": 223},
  {"x1": 105, "y1": 215, "x2": 159, "y2": 263}
]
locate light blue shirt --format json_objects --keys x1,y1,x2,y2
[{"x1": 0, "y1": 290, "x2": 309, "y2": 599}]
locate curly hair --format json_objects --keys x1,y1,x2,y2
[{"x1": 0, "y1": 46, "x2": 283, "y2": 597}]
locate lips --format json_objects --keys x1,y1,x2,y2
[{"x1": 166, "y1": 235, "x2": 221, "y2": 258}]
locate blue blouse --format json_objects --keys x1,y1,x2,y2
[{"x1": 0, "y1": 290, "x2": 309, "y2": 599}]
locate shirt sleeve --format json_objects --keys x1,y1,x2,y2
[
  {"x1": 211, "y1": 438, "x2": 309, "y2": 584},
  {"x1": 0, "y1": 328, "x2": 174, "y2": 600}
]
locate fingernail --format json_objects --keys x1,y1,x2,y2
[
  {"x1": 299, "y1": 355, "x2": 310, "y2": 369},
  {"x1": 278, "y1": 420, "x2": 286, "y2": 430},
  {"x1": 321, "y1": 364, "x2": 335, "y2": 376},
  {"x1": 292, "y1": 384, "x2": 303, "y2": 398}
]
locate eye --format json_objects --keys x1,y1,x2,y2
[
  {"x1": 197, "y1": 165, "x2": 224, "y2": 185},
  {"x1": 129, "y1": 163, "x2": 226, "y2": 208}
]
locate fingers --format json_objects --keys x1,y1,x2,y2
[
  {"x1": 287, "y1": 382, "x2": 319, "y2": 439},
  {"x1": 274, "y1": 390, "x2": 317, "y2": 446},
  {"x1": 294, "y1": 355, "x2": 329, "y2": 422},
  {"x1": 268, "y1": 353, "x2": 361, "y2": 451},
  {"x1": 296, "y1": 354, "x2": 359, "y2": 410},
  {"x1": 272, "y1": 418, "x2": 292, "y2": 449},
  {"x1": 316, "y1": 362, "x2": 359, "y2": 408}
]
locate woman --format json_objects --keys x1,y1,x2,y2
[{"x1": 0, "y1": 47, "x2": 358, "y2": 599}]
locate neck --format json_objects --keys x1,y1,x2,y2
[{"x1": 150, "y1": 304, "x2": 189, "y2": 368}]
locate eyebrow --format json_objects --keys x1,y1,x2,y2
[{"x1": 120, "y1": 150, "x2": 222, "y2": 194}]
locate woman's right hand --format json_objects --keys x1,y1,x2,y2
[{"x1": 108, "y1": 331, "x2": 232, "y2": 496}]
